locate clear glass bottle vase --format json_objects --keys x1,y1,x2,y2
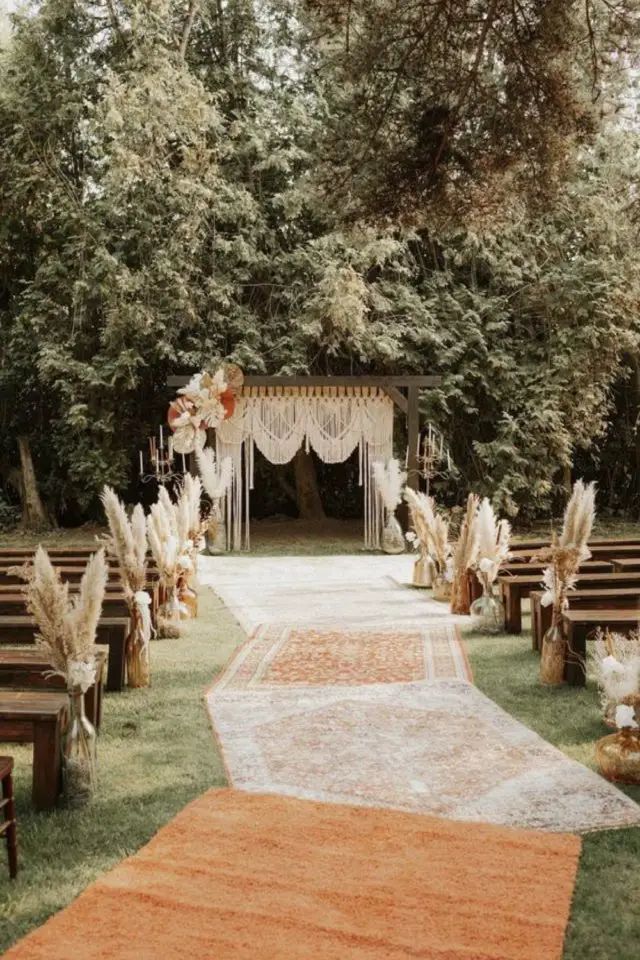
[
  {"x1": 205, "y1": 502, "x2": 227, "y2": 555},
  {"x1": 64, "y1": 688, "x2": 97, "y2": 808},
  {"x1": 470, "y1": 583, "x2": 505, "y2": 633},
  {"x1": 381, "y1": 513, "x2": 405, "y2": 554}
]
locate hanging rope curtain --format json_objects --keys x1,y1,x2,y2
[{"x1": 214, "y1": 386, "x2": 394, "y2": 550}]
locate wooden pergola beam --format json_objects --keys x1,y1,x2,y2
[{"x1": 167, "y1": 374, "x2": 441, "y2": 388}]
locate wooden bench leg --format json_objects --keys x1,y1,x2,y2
[
  {"x1": 32, "y1": 719, "x2": 63, "y2": 811},
  {"x1": 504, "y1": 587, "x2": 522, "y2": 634},
  {"x1": 104, "y1": 628, "x2": 125, "y2": 693},
  {"x1": 565, "y1": 625, "x2": 587, "y2": 686},
  {"x1": 2, "y1": 769, "x2": 17, "y2": 878}
]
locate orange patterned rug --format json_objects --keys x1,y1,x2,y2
[
  {"x1": 4, "y1": 789, "x2": 581, "y2": 960},
  {"x1": 213, "y1": 623, "x2": 472, "y2": 690}
]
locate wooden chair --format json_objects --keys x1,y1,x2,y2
[{"x1": 0, "y1": 756, "x2": 17, "y2": 878}]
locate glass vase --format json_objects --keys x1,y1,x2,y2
[
  {"x1": 381, "y1": 514, "x2": 405, "y2": 554},
  {"x1": 64, "y1": 688, "x2": 97, "y2": 808},
  {"x1": 596, "y1": 731, "x2": 640, "y2": 784},
  {"x1": 126, "y1": 625, "x2": 150, "y2": 689},
  {"x1": 540, "y1": 620, "x2": 566, "y2": 686},
  {"x1": 205, "y1": 504, "x2": 227, "y2": 555},
  {"x1": 470, "y1": 584, "x2": 505, "y2": 633},
  {"x1": 432, "y1": 573, "x2": 452, "y2": 602},
  {"x1": 412, "y1": 555, "x2": 433, "y2": 588}
]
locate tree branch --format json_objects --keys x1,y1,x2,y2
[{"x1": 179, "y1": 0, "x2": 201, "y2": 61}]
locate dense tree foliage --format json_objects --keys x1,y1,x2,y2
[{"x1": 0, "y1": 0, "x2": 638, "y2": 526}]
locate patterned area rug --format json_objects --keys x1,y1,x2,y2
[
  {"x1": 213, "y1": 623, "x2": 472, "y2": 690},
  {"x1": 3, "y1": 789, "x2": 582, "y2": 960},
  {"x1": 198, "y1": 554, "x2": 464, "y2": 633},
  {"x1": 208, "y1": 681, "x2": 640, "y2": 833}
]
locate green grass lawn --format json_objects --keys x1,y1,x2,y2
[{"x1": 1, "y1": 525, "x2": 639, "y2": 958}]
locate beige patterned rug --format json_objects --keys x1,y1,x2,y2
[
  {"x1": 213, "y1": 623, "x2": 472, "y2": 690},
  {"x1": 208, "y1": 681, "x2": 640, "y2": 833}
]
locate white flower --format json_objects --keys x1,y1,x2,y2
[
  {"x1": 615, "y1": 704, "x2": 638, "y2": 730},
  {"x1": 177, "y1": 553, "x2": 193, "y2": 572},
  {"x1": 68, "y1": 658, "x2": 96, "y2": 693},
  {"x1": 405, "y1": 531, "x2": 417, "y2": 543},
  {"x1": 601, "y1": 655, "x2": 625, "y2": 678},
  {"x1": 478, "y1": 557, "x2": 494, "y2": 574}
]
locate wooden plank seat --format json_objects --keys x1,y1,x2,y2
[
  {"x1": 0, "y1": 649, "x2": 107, "y2": 730},
  {"x1": 0, "y1": 617, "x2": 129, "y2": 692},
  {"x1": 469, "y1": 560, "x2": 614, "y2": 614},
  {"x1": 0, "y1": 691, "x2": 68, "y2": 810},
  {"x1": 611, "y1": 557, "x2": 640, "y2": 573},
  {"x1": 563, "y1": 609, "x2": 640, "y2": 686},
  {"x1": 509, "y1": 542, "x2": 640, "y2": 563},
  {"x1": 498, "y1": 571, "x2": 640, "y2": 634},
  {"x1": 530, "y1": 587, "x2": 640, "y2": 652},
  {"x1": 0, "y1": 593, "x2": 129, "y2": 619}
]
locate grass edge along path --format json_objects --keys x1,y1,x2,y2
[
  {"x1": 0, "y1": 587, "x2": 245, "y2": 952},
  {"x1": 467, "y1": 629, "x2": 640, "y2": 960}
]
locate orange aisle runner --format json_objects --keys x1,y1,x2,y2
[{"x1": 5, "y1": 789, "x2": 580, "y2": 960}]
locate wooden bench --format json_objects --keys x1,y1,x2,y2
[
  {"x1": 530, "y1": 587, "x2": 640, "y2": 652},
  {"x1": 0, "y1": 593, "x2": 129, "y2": 619},
  {"x1": 0, "y1": 691, "x2": 68, "y2": 810},
  {"x1": 0, "y1": 617, "x2": 129, "y2": 692},
  {"x1": 611, "y1": 557, "x2": 640, "y2": 573},
  {"x1": 563, "y1": 609, "x2": 640, "y2": 686},
  {"x1": 510, "y1": 542, "x2": 640, "y2": 563},
  {"x1": 498, "y1": 570, "x2": 640, "y2": 634},
  {"x1": 470, "y1": 560, "x2": 613, "y2": 606},
  {"x1": 0, "y1": 649, "x2": 107, "y2": 730}
]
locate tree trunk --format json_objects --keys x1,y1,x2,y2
[
  {"x1": 17, "y1": 436, "x2": 50, "y2": 530},
  {"x1": 293, "y1": 448, "x2": 325, "y2": 520}
]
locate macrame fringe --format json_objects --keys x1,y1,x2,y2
[{"x1": 215, "y1": 390, "x2": 393, "y2": 550}]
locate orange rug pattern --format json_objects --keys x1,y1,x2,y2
[
  {"x1": 214, "y1": 623, "x2": 472, "y2": 690},
  {"x1": 4, "y1": 789, "x2": 581, "y2": 960}
]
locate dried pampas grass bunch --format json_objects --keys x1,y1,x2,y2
[
  {"x1": 101, "y1": 486, "x2": 151, "y2": 688},
  {"x1": 536, "y1": 480, "x2": 596, "y2": 612},
  {"x1": 404, "y1": 487, "x2": 435, "y2": 557},
  {"x1": 450, "y1": 493, "x2": 480, "y2": 614},
  {"x1": 589, "y1": 630, "x2": 640, "y2": 724},
  {"x1": 404, "y1": 487, "x2": 451, "y2": 575},
  {"x1": 24, "y1": 547, "x2": 107, "y2": 685},
  {"x1": 474, "y1": 498, "x2": 511, "y2": 590},
  {"x1": 180, "y1": 473, "x2": 203, "y2": 545},
  {"x1": 196, "y1": 448, "x2": 232, "y2": 501},
  {"x1": 373, "y1": 458, "x2": 407, "y2": 514},
  {"x1": 101, "y1": 487, "x2": 147, "y2": 596},
  {"x1": 535, "y1": 479, "x2": 596, "y2": 685}
]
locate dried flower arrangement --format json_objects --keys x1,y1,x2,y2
[
  {"x1": 147, "y1": 495, "x2": 185, "y2": 637},
  {"x1": 450, "y1": 493, "x2": 480, "y2": 614},
  {"x1": 535, "y1": 479, "x2": 596, "y2": 685},
  {"x1": 101, "y1": 486, "x2": 152, "y2": 688},
  {"x1": 596, "y1": 697, "x2": 640, "y2": 785},
  {"x1": 468, "y1": 498, "x2": 510, "y2": 631},
  {"x1": 589, "y1": 630, "x2": 640, "y2": 727},
  {"x1": 373, "y1": 458, "x2": 407, "y2": 553},
  {"x1": 404, "y1": 487, "x2": 451, "y2": 597},
  {"x1": 196, "y1": 447, "x2": 233, "y2": 554},
  {"x1": 174, "y1": 475, "x2": 203, "y2": 616},
  {"x1": 167, "y1": 365, "x2": 243, "y2": 453},
  {"x1": 24, "y1": 547, "x2": 108, "y2": 805},
  {"x1": 404, "y1": 487, "x2": 436, "y2": 586}
]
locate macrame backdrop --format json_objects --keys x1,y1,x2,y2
[{"x1": 213, "y1": 386, "x2": 394, "y2": 550}]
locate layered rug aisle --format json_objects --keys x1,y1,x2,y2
[
  {"x1": 204, "y1": 554, "x2": 640, "y2": 834},
  {"x1": 4, "y1": 790, "x2": 581, "y2": 960}
]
